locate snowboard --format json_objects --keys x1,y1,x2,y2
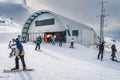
[
  {"x1": 3, "y1": 69, "x2": 34, "y2": 73},
  {"x1": 110, "y1": 58, "x2": 120, "y2": 63}
]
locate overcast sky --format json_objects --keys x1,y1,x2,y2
[{"x1": 0, "y1": 0, "x2": 120, "y2": 39}]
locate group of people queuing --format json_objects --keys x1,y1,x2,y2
[
  {"x1": 44, "y1": 35, "x2": 56, "y2": 45},
  {"x1": 51, "y1": 36, "x2": 75, "y2": 48},
  {"x1": 8, "y1": 38, "x2": 26, "y2": 71},
  {"x1": 35, "y1": 35, "x2": 75, "y2": 48},
  {"x1": 97, "y1": 41, "x2": 118, "y2": 61}
]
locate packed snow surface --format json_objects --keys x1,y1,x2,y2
[{"x1": 0, "y1": 40, "x2": 120, "y2": 80}]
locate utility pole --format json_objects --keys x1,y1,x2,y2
[
  {"x1": 10, "y1": 18, "x2": 13, "y2": 24},
  {"x1": 0, "y1": 14, "x2": 3, "y2": 18},
  {"x1": 98, "y1": 0, "x2": 108, "y2": 44}
]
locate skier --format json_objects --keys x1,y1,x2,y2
[
  {"x1": 111, "y1": 44, "x2": 117, "y2": 61},
  {"x1": 11, "y1": 38, "x2": 26, "y2": 71},
  {"x1": 70, "y1": 38, "x2": 74, "y2": 48},
  {"x1": 51, "y1": 36, "x2": 55, "y2": 45},
  {"x1": 8, "y1": 40, "x2": 11, "y2": 49},
  {"x1": 9, "y1": 39, "x2": 16, "y2": 58},
  {"x1": 97, "y1": 41, "x2": 104, "y2": 61},
  {"x1": 35, "y1": 36, "x2": 41, "y2": 50},
  {"x1": 59, "y1": 36, "x2": 63, "y2": 47}
]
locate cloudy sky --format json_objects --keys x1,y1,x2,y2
[{"x1": 0, "y1": 0, "x2": 120, "y2": 40}]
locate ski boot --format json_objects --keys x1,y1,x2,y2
[
  {"x1": 11, "y1": 68, "x2": 19, "y2": 72},
  {"x1": 9, "y1": 54, "x2": 13, "y2": 58},
  {"x1": 23, "y1": 67, "x2": 26, "y2": 71}
]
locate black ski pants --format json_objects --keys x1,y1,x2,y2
[
  {"x1": 97, "y1": 50, "x2": 104, "y2": 61},
  {"x1": 111, "y1": 51, "x2": 116, "y2": 60},
  {"x1": 15, "y1": 55, "x2": 26, "y2": 69},
  {"x1": 10, "y1": 48, "x2": 15, "y2": 56},
  {"x1": 70, "y1": 42, "x2": 74, "y2": 48},
  {"x1": 35, "y1": 44, "x2": 40, "y2": 50},
  {"x1": 59, "y1": 41, "x2": 62, "y2": 47}
]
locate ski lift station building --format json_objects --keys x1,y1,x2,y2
[{"x1": 21, "y1": 10, "x2": 98, "y2": 46}]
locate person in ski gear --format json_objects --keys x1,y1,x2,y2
[
  {"x1": 111, "y1": 44, "x2": 117, "y2": 61},
  {"x1": 97, "y1": 41, "x2": 104, "y2": 61},
  {"x1": 70, "y1": 38, "x2": 74, "y2": 48},
  {"x1": 9, "y1": 39, "x2": 16, "y2": 57},
  {"x1": 11, "y1": 38, "x2": 26, "y2": 71},
  {"x1": 8, "y1": 41, "x2": 12, "y2": 49},
  {"x1": 35, "y1": 36, "x2": 41, "y2": 50},
  {"x1": 51, "y1": 36, "x2": 55, "y2": 45},
  {"x1": 59, "y1": 36, "x2": 63, "y2": 47}
]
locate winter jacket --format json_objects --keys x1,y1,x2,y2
[
  {"x1": 51, "y1": 37, "x2": 55, "y2": 41},
  {"x1": 59, "y1": 37, "x2": 63, "y2": 42},
  {"x1": 9, "y1": 41, "x2": 16, "y2": 48},
  {"x1": 111, "y1": 44, "x2": 117, "y2": 52},
  {"x1": 16, "y1": 41, "x2": 23, "y2": 55},
  {"x1": 99, "y1": 43, "x2": 104, "y2": 50},
  {"x1": 35, "y1": 37, "x2": 41, "y2": 44},
  {"x1": 71, "y1": 39, "x2": 74, "y2": 43},
  {"x1": 36, "y1": 39, "x2": 41, "y2": 44},
  {"x1": 16, "y1": 47, "x2": 25, "y2": 56}
]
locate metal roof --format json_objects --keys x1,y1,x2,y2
[{"x1": 21, "y1": 10, "x2": 94, "y2": 42}]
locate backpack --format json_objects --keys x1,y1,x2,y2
[{"x1": 8, "y1": 41, "x2": 12, "y2": 48}]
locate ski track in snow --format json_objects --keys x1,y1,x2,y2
[{"x1": 0, "y1": 42, "x2": 120, "y2": 80}]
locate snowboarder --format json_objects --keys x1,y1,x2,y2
[
  {"x1": 97, "y1": 41, "x2": 104, "y2": 61},
  {"x1": 111, "y1": 44, "x2": 117, "y2": 61},
  {"x1": 9, "y1": 39, "x2": 16, "y2": 58},
  {"x1": 35, "y1": 36, "x2": 41, "y2": 50},
  {"x1": 70, "y1": 38, "x2": 74, "y2": 48},
  {"x1": 11, "y1": 38, "x2": 26, "y2": 71}
]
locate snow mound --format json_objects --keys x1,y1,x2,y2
[{"x1": 0, "y1": 16, "x2": 21, "y2": 33}]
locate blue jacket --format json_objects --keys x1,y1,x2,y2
[
  {"x1": 16, "y1": 41, "x2": 23, "y2": 54},
  {"x1": 36, "y1": 40, "x2": 41, "y2": 44}
]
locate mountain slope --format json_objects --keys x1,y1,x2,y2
[{"x1": 0, "y1": 2, "x2": 31, "y2": 25}]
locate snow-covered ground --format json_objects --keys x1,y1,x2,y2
[
  {"x1": 0, "y1": 39, "x2": 120, "y2": 80},
  {"x1": 0, "y1": 33, "x2": 20, "y2": 43}
]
